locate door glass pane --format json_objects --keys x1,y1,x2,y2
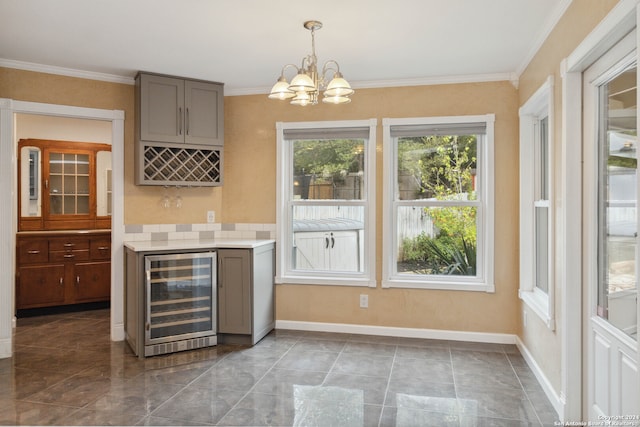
[
  {"x1": 49, "y1": 152, "x2": 90, "y2": 216},
  {"x1": 599, "y1": 64, "x2": 638, "y2": 340}
]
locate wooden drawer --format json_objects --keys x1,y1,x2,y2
[
  {"x1": 90, "y1": 238, "x2": 111, "y2": 260},
  {"x1": 17, "y1": 239, "x2": 48, "y2": 264},
  {"x1": 49, "y1": 237, "x2": 89, "y2": 252},
  {"x1": 50, "y1": 249, "x2": 90, "y2": 263}
]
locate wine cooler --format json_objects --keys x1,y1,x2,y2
[{"x1": 125, "y1": 250, "x2": 217, "y2": 357}]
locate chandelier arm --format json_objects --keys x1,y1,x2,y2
[
  {"x1": 280, "y1": 63, "x2": 300, "y2": 78},
  {"x1": 321, "y1": 60, "x2": 341, "y2": 79}
]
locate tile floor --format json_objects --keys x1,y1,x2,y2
[{"x1": 0, "y1": 308, "x2": 559, "y2": 426}]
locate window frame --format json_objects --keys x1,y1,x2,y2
[
  {"x1": 382, "y1": 114, "x2": 495, "y2": 292},
  {"x1": 275, "y1": 119, "x2": 377, "y2": 287},
  {"x1": 519, "y1": 75, "x2": 555, "y2": 330}
]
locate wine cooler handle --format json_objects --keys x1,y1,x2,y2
[
  {"x1": 218, "y1": 258, "x2": 222, "y2": 288},
  {"x1": 146, "y1": 269, "x2": 150, "y2": 283}
]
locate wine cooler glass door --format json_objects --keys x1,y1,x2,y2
[{"x1": 145, "y1": 252, "x2": 216, "y2": 345}]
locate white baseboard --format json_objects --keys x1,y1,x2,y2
[
  {"x1": 111, "y1": 323, "x2": 125, "y2": 342},
  {"x1": 0, "y1": 337, "x2": 11, "y2": 359},
  {"x1": 275, "y1": 320, "x2": 517, "y2": 344},
  {"x1": 516, "y1": 336, "x2": 563, "y2": 420}
]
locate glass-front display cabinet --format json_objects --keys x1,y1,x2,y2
[{"x1": 18, "y1": 139, "x2": 112, "y2": 231}]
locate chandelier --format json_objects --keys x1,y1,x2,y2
[{"x1": 268, "y1": 20, "x2": 354, "y2": 106}]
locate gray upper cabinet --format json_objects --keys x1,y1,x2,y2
[{"x1": 137, "y1": 73, "x2": 224, "y2": 147}]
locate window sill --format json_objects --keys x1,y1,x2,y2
[
  {"x1": 276, "y1": 275, "x2": 376, "y2": 287},
  {"x1": 519, "y1": 289, "x2": 555, "y2": 330},
  {"x1": 382, "y1": 278, "x2": 495, "y2": 293}
]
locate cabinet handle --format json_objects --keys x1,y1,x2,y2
[
  {"x1": 59, "y1": 277, "x2": 63, "y2": 286},
  {"x1": 63, "y1": 254, "x2": 75, "y2": 258},
  {"x1": 186, "y1": 108, "x2": 190, "y2": 135},
  {"x1": 178, "y1": 107, "x2": 183, "y2": 135},
  {"x1": 331, "y1": 233, "x2": 335, "y2": 249},
  {"x1": 325, "y1": 236, "x2": 329, "y2": 249},
  {"x1": 27, "y1": 250, "x2": 40, "y2": 254},
  {"x1": 76, "y1": 276, "x2": 80, "y2": 284},
  {"x1": 45, "y1": 179, "x2": 49, "y2": 189}
]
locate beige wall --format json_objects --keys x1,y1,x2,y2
[
  {"x1": 2, "y1": 66, "x2": 522, "y2": 334},
  {"x1": 0, "y1": 67, "x2": 221, "y2": 225},
  {"x1": 517, "y1": 0, "x2": 618, "y2": 395},
  {"x1": 225, "y1": 81, "x2": 521, "y2": 333}
]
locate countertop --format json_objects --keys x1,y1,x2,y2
[{"x1": 124, "y1": 238, "x2": 275, "y2": 252}]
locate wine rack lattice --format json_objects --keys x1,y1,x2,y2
[{"x1": 142, "y1": 145, "x2": 221, "y2": 186}]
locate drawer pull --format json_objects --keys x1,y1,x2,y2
[
  {"x1": 97, "y1": 246, "x2": 109, "y2": 251},
  {"x1": 63, "y1": 254, "x2": 75, "y2": 259},
  {"x1": 63, "y1": 243, "x2": 75, "y2": 248},
  {"x1": 27, "y1": 250, "x2": 40, "y2": 254}
]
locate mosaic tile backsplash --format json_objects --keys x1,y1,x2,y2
[{"x1": 124, "y1": 223, "x2": 276, "y2": 242}]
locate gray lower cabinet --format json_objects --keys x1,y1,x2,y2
[{"x1": 217, "y1": 244, "x2": 275, "y2": 345}]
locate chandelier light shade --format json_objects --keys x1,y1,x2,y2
[{"x1": 268, "y1": 20, "x2": 354, "y2": 106}]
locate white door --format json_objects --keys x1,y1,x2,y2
[{"x1": 583, "y1": 30, "x2": 639, "y2": 420}]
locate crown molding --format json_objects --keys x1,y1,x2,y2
[
  {"x1": 1, "y1": 58, "x2": 518, "y2": 95},
  {"x1": 226, "y1": 72, "x2": 518, "y2": 97},
  {"x1": 515, "y1": 0, "x2": 574, "y2": 77},
  {"x1": 0, "y1": 59, "x2": 135, "y2": 85}
]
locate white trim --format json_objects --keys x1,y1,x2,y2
[
  {"x1": 276, "y1": 277, "x2": 376, "y2": 288},
  {"x1": 0, "y1": 59, "x2": 135, "y2": 86},
  {"x1": 0, "y1": 100, "x2": 15, "y2": 359},
  {"x1": 519, "y1": 75, "x2": 556, "y2": 331},
  {"x1": 560, "y1": 59, "x2": 585, "y2": 423},
  {"x1": 275, "y1": 119, "x2": 377, "y2": 286},
  {"x1": 559, "y1": 1, "x2": 640, "y2": 419},
  {"x1": 383, "y1": 279, "x2": 494, "y2": 293},
  {"x1": 275, "y1": 320, "x2": 516, "y2": 344},
  {"x1": 516, "y1": 336, "x2": 564, "y2": 421},
  {"x1": 381, "y1": 114, "x2": 495, "y2": 292},
  {"x1": 566, "y1": 0, "x2": 639, "y2": 73},
  {"x1": 0, "y1": 99, "x2": 125, "y2": 359}
]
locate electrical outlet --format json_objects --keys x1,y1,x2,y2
[
  {"x1": 359, "y1": 294, "x2": 368, "y2": 308},
  {"x1": 207, "y1": 211, "x2": 215, "y2": 223}
]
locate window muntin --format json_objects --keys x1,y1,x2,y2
[
  {"x1": 383, "y1": 115, "x2": 494, "y2": 291},
  {"x1": 277, "y1": 120, "x2": 376, "y2": 287}
]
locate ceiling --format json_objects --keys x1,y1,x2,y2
[{"x1": 0, "y1": 0, "x2": 570, "y2": 95}]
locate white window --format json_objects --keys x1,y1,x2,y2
[
  {"x1": 382, "y1": 115, "x2": 495, "y2": 292},
  {"x1": 276, "y1": 119, "x2": 377, "y2": 287},
  {"x1": 519, "y1": 76, "x2": 555, "y2": 329}
]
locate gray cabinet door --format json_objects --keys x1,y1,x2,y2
[
  {"x1": 185, "y1": 80, "x2": 223, "y2": 146},
  {"x1": 217, "y1": 249, "x2": 251, "y2": 334},
  {"x1": 139, "y1": 74, "x2": 185, "y2": 144}
]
